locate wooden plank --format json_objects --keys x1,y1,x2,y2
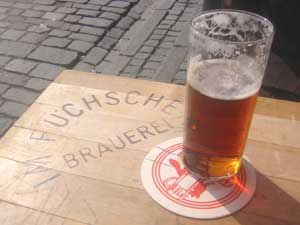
[{"x1": 0, "y1": 201, "x2": 86, "y2": 225}]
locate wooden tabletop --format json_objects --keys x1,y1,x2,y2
[{"x1": 0, "y1": 70, "x2": 299, "y2": 225}]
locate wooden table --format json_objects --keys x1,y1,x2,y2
[{"x1": 0, "y1": 70, "x2": 299, "y2": 225}]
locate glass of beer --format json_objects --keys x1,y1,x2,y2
[{"x1": 183, "y1": 10, "x2": 274, "y2": 178}]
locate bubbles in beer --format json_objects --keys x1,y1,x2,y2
[{"x1": 187, "y1": 58, "x2": 261, "y2": 100}]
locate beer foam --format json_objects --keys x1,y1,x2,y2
[{"x1": 187, "y1": 58, "x2": 261, "y2": 100}]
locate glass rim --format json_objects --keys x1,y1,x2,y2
[{"x1": 191, "y1": 9, "x2": 275, "y2": 45}]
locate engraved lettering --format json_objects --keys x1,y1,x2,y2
[
  {"x1": 79, "y1": 147, "x2": 97, "y2": 162},
  {"x1": 136, "y1": 125, "x2": 155, "y2": 139},
  {"x1": 108, "y1": 136, "x2": 126, "y2": 150},
  {"x1": 125, "y1": 91, "x2": 140, "y2": 105},
  {"x1": 123, "y1": 130, "x2": 141, "y2": 144},
  {"x1": 105, "y1": 91, "x2": 120, "y2": 105},
  {"x1": 82, "y1": 95, "x2": 102, "y2": 110},
  {"x1": 44, "y1": 113, "x2": 69, "y2": 127},
  {"x1": 62, "y1": 103, "x2": 83, "y2": 117},
  {"x1": 63, "y1": 154, "x2": 79, "y2": 168},
  {"x1": 144, "y1": 93, "x2": 164, "y2": 108}
]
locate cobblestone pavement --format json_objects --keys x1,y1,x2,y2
[{"x1": 0, "y1": 0, "x2": 203, "y2": 136}]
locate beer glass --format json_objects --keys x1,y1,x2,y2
[{"x1": 183, "y1": 10, "x2": 274, "y2": 178}]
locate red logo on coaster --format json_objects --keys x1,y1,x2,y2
[{"x1": 141, "y1": 137, "x2": 256, "y2": 219}]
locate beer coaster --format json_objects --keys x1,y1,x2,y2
[{"x1": 141, "y1": 137, "x2": 256, "y2": 219}]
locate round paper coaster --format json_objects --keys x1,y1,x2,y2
[{"x1": 141, "y1": 137, "x2": 256, "y2": 219}]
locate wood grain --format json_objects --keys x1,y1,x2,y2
[{"x1": 0, "y1": 70, "x2": 299, "y2": 225}]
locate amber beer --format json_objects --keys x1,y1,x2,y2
[{"x1": 183, "y1": 59, "x2": 260, "y2": 178}]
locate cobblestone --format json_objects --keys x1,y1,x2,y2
[
  {"x1": 43, "y1": 12, "x2": 65, "y2": 21},
  {"x1": 20, "y1": 32, "x2": 46, "y2": 44},
  {"x1": 49, "y1": 29, "x2": 71, "y2": 37},
  {"x1": 3, "y1": 87, "x2": 39, "y2": 105},
  {"x1": 74, "y1": 62, "x2": 94, "y2": 72},
  {"x1": 68, "y1": 40, "x2": 94, "y2": 53},
  {"x1": 0, "y1": 56, "x2": 10, "y2": 66},
  {"x1": 69, "y1": 32, "x2": 99, "y2": 43},
  {"x1": 42, "y1": 37, "x2": 72, "y2": 47},
  {"x1": 123, "y1": 65, "x2": 139, "y2": 74},
  {"x1": 5, "y1": 59, "x2": 37, "y2": 74},
  {"x1": 139, "y1": 46, "x2": 154, "y2": 53},
  {"x1": 79, "y1": 17, "x2": 113, "y2": 28},
  {"x1": 0, "y1": 117, "x2": 13, "y2": 136},
  {"x1": 30, "y1": 63, "x2": 64, "y2": 80},
  {"x1": 25, "y1": 77, "x2": 51, "y2": 91},
  {"x1": 0, "y1": 101, "x2": 28, "y2": 118},
  {"x1": 28, "y1": 46, "x2": 78, "y2": 66},
  {"x1": 100, "y1": 12, "x2": 121, "y2": 21},
  {"x1": 0, "y1": 41, "x2": 35, "y2": 57},
  {"x1": 64, "y1": 15, "x2": 82, "y2": 23},
  {"x1": 80, "y1": 26, "x2": 105, "y2": 36},
  {"x1": 98, "y1": 37, "x2": 118, "y2": 50},
  {"x1": 101, "y1": 6, "x2": 127, "y2": 14},
  {"x1": 1, "y1": 29, "x2": 25, "y2": 41},
  {"x1": 34, "y1": 0, "x2": 56, "y2": 5},
  {"x1": 56, "y1": 7, "x2": 78, "y2": 14},
  {"x1": 34, "y1": 5, "x2": 56, "y2": 11},
  {"x1": 89, "y1": 0, "x2": 111, "y2": 5},
  {"x1": 73, "y1": 3, "x2": 101, "y2": 10},
  {"x1": 28, "y1": 24, "x2": 50, "y2": 33},
  {"x1": 22, "y1": 10, "x2": 44, "y2": 18},
  {"x1": 107, "y1": 28, "x2": 124, "y2": 39},
  {"x1": 76, "y1": 9, "x2": 100, "y2": 17},
  {"x1": 116, "y1": 17, "x2": 134, "y2": 30},
  {"x1": 84, "y1": 47, "x2": 107, "y2": 65},
  {"x1": 0, "y1": 83, "x2": 9, "y2": 95},
  {"x1": 0, "y1": 73, "x2": 28, "y2": 87},
  {"x1": 108, "y1": 1, "x2": 130, "y2": 8}
]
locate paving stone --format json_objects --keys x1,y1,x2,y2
[
  {"x1": 129, "y1": 59, "x2": 145, "y2": 66},
  {"x1": 164, "y1": 36, "x2": 177, "y2": 42},
  {"x1": 153, "y1": 48, "x2": 168, "y2": 56},
  {"x1": 144, "y1": 40, "x2": 159, "y2": 47},
  {"x1": 157, "y1": 24, "x2": 172, "y2": 30},
  {"x1": 68, "y1": 24, "x2": 82, "y2": 32},
  {"x1": 108, "y1": 1, "x2": 130, "y2": 8},
  {"x1": 22, "y1": 10, "x2": 44, "y2": 18},
  {"x1": 56, "y1": 7, "x2": 78, "y2": 14},
  {"x1": 0, "y1": 101, "x2": 28, "y2": 118},
  {"x1": 74, "y1": 62, "x2": 95, "y2": 72},
  {"x1": 165, "y1": 15, "x2": 179, "y2": 20},
  {"x1": 139, "y1": 69, "x2": 154, "y2": 78},
  {"x1": 0, "y1": 8, "x2": 9, "y2": 14},
  {"x1": 25, "y1": 77, "x2": 51, "y2": 91},
  {"x1": 26, "y1": 17, "x2": 46, "y2": 25},
  {"x1": 73, "y1": 3, "x2": 101, "y2": 10},
  {"x1": 143, "y1": 61, "x2": 160, "y2": 69},
  {"x1": 123, "y1": 65, "x2": 139, "y2": 74},
  {"x1": 28, "y1": 24, "x2": 50, "y2": 33},
  {"x1": 95, "y1": 55, "x2": 130, "y2": 74},
  {"x1": 79, "y1": 17, "x2": 113, "y2": 28},
  {"x1": 107, "y1": 28, "x2": 124, "y2": 39},
  {"x1": 153, "y1": 29, "x2": 168, "y2": 36},
  {"x1": 0, "y1": 1, "x2": 12, "y2": 7},
  {"x1": 149, "y1": 34, "x2": 164, "y2": 40},
  {"x1": 28, "y1": 46, "x2": 78, "y2": 66},
  {"x1": 69, "y1": 32, "x2": 99, "y2": 43},
  {"x1": 34, "y1": 0, "x2": 56, "y2": 5},
  {"x1": 89, "y1": 0, "x2": 111, "y2": 5},
  {"x1": 168, "y1": 9, "x2": 183, "y2": 15},
  {"x1": 139, "y1": 46, "x2": 154, "y2": 53},
  {"x1": 0, "y1": 56, "x2": 10, "y2": 67},
  {"x1": 134, "y1": 53, "x2": 150, "y2": 60},
  {"x1": 20, "y1": 32, "x2": 46, "y2": 44},
  {"x1": 64, "y1": 15, "x2": 82, "y2": 23},
  {"x1": 0, "y1": 71, "x2": 29, "y2": 86},
  {"x1": 6, "y1": 16, "x2": 24, "y2": 23},
  {"x1": 100, "y1": 12, "x2": 120, "y2": 21},
  {"x1": 0, "y1": 117, "x2": 13, "y2": 137},
  {"x1": 49, "y1": 29, "x2": 71, "y2": 37},
  {"x1": 116, "y1": 17, "x2": 134, "y2": 30},
  {"x1": 0, "y1": 22, "x2": 10, "y2": 28},
  {"x1": 153, "y1": 0, "x2": 176, "y2": 10},
  {"x1": 71, "y1": 0, "x2": 89, "y2": 3},
  {"x1": 171, "y1": 21, "x2": 186, "y2": 31},
  {"x1": 42, "y1": 37, "x2": 72, "y2": 47},
  {"x1": 80, "y1": 26, "x2": 105, "y2": 36},
  {"x1": 97, "y1": 37, "x2": 118, "y2": 50},
  {"x1": 5, "y1": 59, "x2": 37, "y2": 74},
  {"x1": 174, "y1": 70, "x2": 186, "y2": 79},
  {"x1": 68, "y1": 40, "x2": 94, "y2": 53},
  {"x1": 173, "y1": 79, "x2": 185, "y2": 85},
  {"x1": 149, "y1": 55, "x2": 164, "y2": 62},
  {"x1": 167, "y1": 30, "x2": 180, "y2": 36},
  {"x1": 161, "y1": 20, "x2": 176, "y2": 26},
  {"x1": 0, "y1": 28, "x2": 5, "y2": 34},
  {"x1": 47, "y1": 20, "x2": 65, "y2": 29},
  {"x1": 102, "y1": 6, "x2": 127, "y2": 14},
  {"x1": 0, "y1": 41, "x2": 35, "y2": 57},
  {"x1": 160, "y1": 41, "x2": 173, "y2": 49},
  {"x1": 1, "y1": 30, "x2": 25, "y2": 41},
  {"x1": 104, "y1": 50, "x2": 119, "y2": 61},
  {"x1": 84, "y1": 47, "x2": 107, "y2": 65},
  {"x1": 0, "y1": 83, "x2": 9, "y2": 94},
  {"x1": 128, "y1": 11, "x2": 140, "y2": 20},
  {"x1": 43, "y1": 12, "x2": 65, "y2": 20},
  {"x1": 131, "y1": 1, "x2": 146, "y2": 14},
  {"x1": 14, "y1": 3, "x2": 32, "y2": 9},
  {"x1": 154, "y1": 46, "x2": 187, "y2": 82},
  {"x1": 9, "y1": 8, "x2": 24, "y2": 16},
  {"x1": 76, "y1": 9, "x2": 100, "y2": 17},
  {"x1": 9, "y1": 22, "x2": 31, "y2": 31},
  {"x1": 3, "y1": 87, "x2": 39, "y2": 105},
  {"x1": 30, "y1": 63, "x2": 64, "y2": 80},
  {"x1": 34, "y1": 5, "x2": 57, "y2": 11}
]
